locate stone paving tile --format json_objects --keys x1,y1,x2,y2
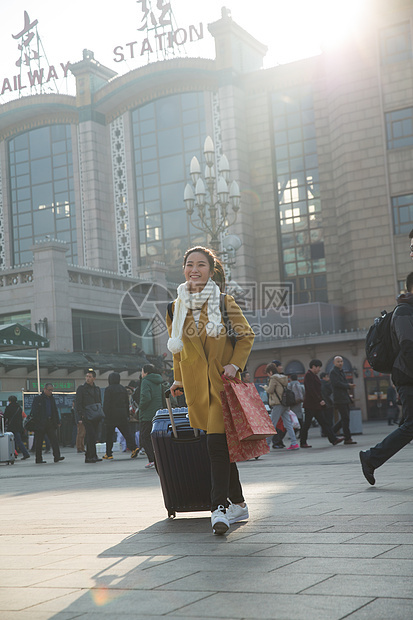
[
  {"x1": 250, "y1": 543, "x2": 398, "y2": 558},
  {"x1": 0, "y1": 587, "x2": 76, "y2": 612},
  {"x1": 272, "y1": 557, "x2": 413, "y2": 576},
  {"x1": 345, "y1": 598, "x2": 413, "y2": 619},
  {"x1": 42, "y1": 554, "x2": 180, "y2": 572},
  {"x1": 0, "y1": 612, "x2": 83, "y2": 620},
  {"x1": 344, "y1": 533, "x2": 413, "y2": 545},
  {"x1": 237, "y1": 532, "x2": 362, "y2": 544},
  {"x1": 304, "y1": 574, "x2": 413, "y2": 598},
  {"x1": 157, "y1": 569, "x2": 331, "y2": 594},
  {"x1": 163, "y1": 555, "x2": 298, "y2": 573},
  {"x1": 0, "y1": 570, "x2": 79, "y2": 588},
  {"x1": 139, "y1": 541, "x2": 276, "y2": 557},
  {"x1": 31, "y1": 562, "x2": 199, "y2": 590},
  {"x1": 30, "y1": 589, "x2": 210, "y2": 616},
  {"x1": 169, "y1": 592, "x2": 374, "y2": 619},
  {"x1": 377, "y1": 546, "x2": 413, "y2": 559}
]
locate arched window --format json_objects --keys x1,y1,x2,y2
[
  {"x1": 284, "y1": 360, "x2": 305, "y2": 375},
  {"x1": 131, "y1": 92, "x2": 211, "y2": 282},
  {"x1": 8, "y1": 124, "x2": 77, "y2": 266}
]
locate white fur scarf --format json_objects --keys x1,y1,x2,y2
[{"x1": 167, "y1": 279, "x2": 224, "y2": 354}]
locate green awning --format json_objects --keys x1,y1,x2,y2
[
  {"x1": 0, "y1": 349, "x2": 148, "y2": 374},
  {"x1": 0, "y1": 323, "x2": 50, "y2": 351}
]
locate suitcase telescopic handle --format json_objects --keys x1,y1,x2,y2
[{"x1": 164, "y1": 389, "x2": 199, "y2": 439}]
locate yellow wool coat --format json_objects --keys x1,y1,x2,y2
[{"x1": 166, "y1": 294, "x2": 255, "y2": 434}]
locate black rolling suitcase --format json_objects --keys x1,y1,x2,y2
[{"x1": 151, "y1": 391, "x2": 211, "y2": 518}]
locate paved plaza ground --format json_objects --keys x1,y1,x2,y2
[{"x1": 1, "y1": 421, "x2": 412, "y2": 619}]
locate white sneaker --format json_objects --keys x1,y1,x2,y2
[
  {"x1": 226, "y1": 501, "x2": 249, "y2": 525},
  {"x1": 211, "y1": 505, "x2": 230, "y2": 535}
]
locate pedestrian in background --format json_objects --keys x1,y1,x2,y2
[
  {"x1": 289, "y1": 373, "x2": 305, "y2": 432},
  {"x1": 263, "y1": 361, "x2": 299, "y2": 450},
  {"x1": 102, "y1": 372, "x2": 139, "y2": 459},
  {"x1": 386, "y1": 382, "x2": 399, "y2": 426},
  {"x1": 330, "y1": 356, "x2": 357, "y2": 445},
  {"x1": 30, "y1": 384, "x2": 65, "y2": 464},
  {"x1": 4, "y1": 395, "x2": 30, "y2": 460},
  {"x1": 300, "y1": 360, "x2": 344, "y2": 448},
  {"x1": 139, "y1": 364, "x2": 164, "y2": 469},
  {"x1": 75, "y1": 370, "x2": 102, "y2": 464}
]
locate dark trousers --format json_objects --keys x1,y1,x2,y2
[
  {"x1": 83, "y1": 418, "x2": 99, "y2": 460},
  {"x1": 14, "y1": 431, "x2": 30, "y2": 458},
  {"x1": 105, "y1": 419, "x2": 137, "y2": 456},
  {"x1": 140, "y1": 420, "x2": 155, "y2": 463},
  {"x1": 31, "y1": 434, "x2": 50, "y2": 452},
  {"x1": 332, "y1": 403, "x2": 351, "y2": 440},
  {"x1": 367, "y1": 385, "x2": 413, "y2": 469},
  {"x1": 34, "y1": 422, "x2": 60, "y2": 463},
  {"x1": 322, "y1": 407, "x2": 334, "y2": 435},
  {"x1": 207, "y1": 434, "x2": 244, "y2": 512},
  {"x1": 300, "y1": 409, "x2": 337, "y2": 446}
]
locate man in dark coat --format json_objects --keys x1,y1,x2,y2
[
  {"x1": 102, "y1": 372, "x2": 139, "y2": 459},
  {"x1": 31, "y1": 384, "x2": 64, "y2": 464},
  {"x1": 75, "y1": 370, "x2": 102, "y2": 463},
  {"x1": 330, "y1": 356, "x2": 357, "y2": 445},
  {"x1": 4, "y1": 395, "x2": 30, "y2": 460},
  {"x1": 300, "y1": 360, "x2": 344, "y2": 448},
  {"x1": 360, "y1": 271, "x2": 413, "y2": 485}
]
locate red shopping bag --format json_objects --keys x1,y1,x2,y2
[
  {"x1": 221, "y1": 391, "x2": 270, "y2": 462},
  {"x1": 221, "y1": 377, "x2": 276, "y2": 441}
]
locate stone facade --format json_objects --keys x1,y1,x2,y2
[{"x1": 0, "y1": 3, "x2": 412, "y2": 417}]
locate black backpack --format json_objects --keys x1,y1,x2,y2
[
  {"x1": 365, "y1": 309, "x2": 397, "y2": 374},
  {"x1": 277, "y1": 386, "x2": 296, "y2": 407}
]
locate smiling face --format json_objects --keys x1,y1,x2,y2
[{"x1": 183, "y1": 251, "x2": 214, "y2": 292}]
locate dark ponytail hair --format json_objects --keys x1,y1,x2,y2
[{"x1": 183, "y1": 246, "x2": 226, "y2": 292}]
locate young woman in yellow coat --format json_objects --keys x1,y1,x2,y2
[{"x1": 167, "y1": 246, "x2": 255, "y2": 535}]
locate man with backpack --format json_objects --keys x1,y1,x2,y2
[
  {"x1": 360, "y1": 271, "x2": 413, "y2": 485},
  {"x1": 263, "y1": 361, "x2": 299, "y2": 450}
]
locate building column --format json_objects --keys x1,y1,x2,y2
[{"x1": 31, "y1": 240, "x2": 73, "y2": 351}]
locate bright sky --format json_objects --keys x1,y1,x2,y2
[{"x1": 0, "y1": 0, "x2": 368, "y2": 103}]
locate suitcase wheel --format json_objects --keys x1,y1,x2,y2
[{"x1": 168, "y1": 511, "x2": 176, "y2": 519}]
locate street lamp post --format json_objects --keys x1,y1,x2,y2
[{"x1": 184, "y1": 136, "x2": 241, "y2": 253}]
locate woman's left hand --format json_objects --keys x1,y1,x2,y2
[{"x1": 222, "y1": 364, "x2": 237, "y2": 378}]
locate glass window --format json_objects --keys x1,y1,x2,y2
[
  {"x1": 272, "y1": 88, "x2": 326, "y2": 304},
  {"x1": 72, "y1": 310, "x2": 134, "y2": 354},
  {"x1": 380, "y1": 22, "x2": 412, "y2": 64},
  {"x1": 131, "y1": 92, "x2": 210, "y2": 275},
  {"x1": 386, "y1": 108, "x2": 413, "y2": 149},
  {"x1": 393, "y1": 194, "x2": 413, "y2": 234},
  {"x1": 0, "y1": 311, "x2": 31, "y2": 327},
  {"x1": 8, "y1": 124, "x2": 77, "y2": 265}
]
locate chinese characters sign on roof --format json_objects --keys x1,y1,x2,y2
[
  {"x1": 113, "y1": 0, "x2": 204, "y2": 63},
  {"x1": 1, "y1": 11, "x2": 70, "y2": 98}
]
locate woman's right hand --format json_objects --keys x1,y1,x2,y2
[{"x1": 170, "y1": 381, "x2": 184, "y2": 397}]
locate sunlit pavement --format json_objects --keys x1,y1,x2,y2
[{"x1": 1, "y1": 421, "x2": 412, "y2": 620}]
